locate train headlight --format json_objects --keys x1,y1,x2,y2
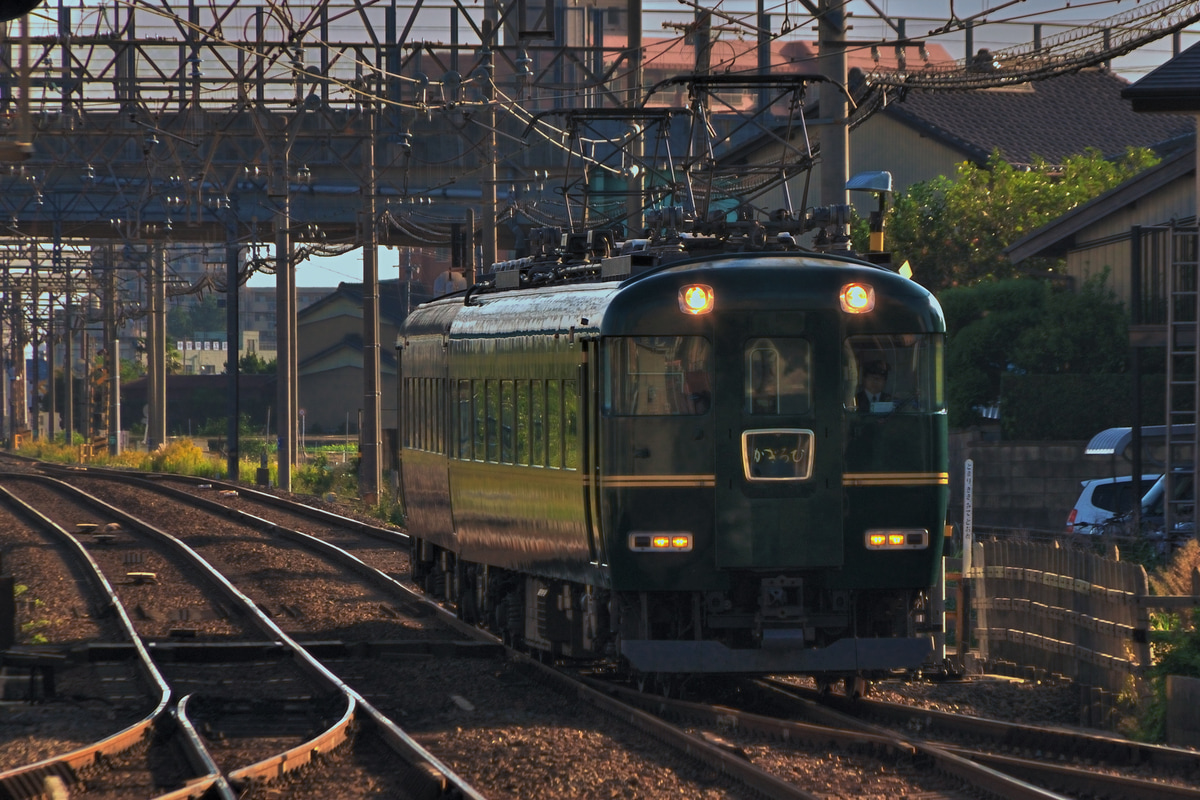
[
  {"x1": 839, "y1": 282, "x2": 875, "y2": 314},
  {"x1": 864, "y1": 529, "x2": 928, "y2": 550},
  {"x1": 629, "y1": 532, "x2": 693, "y2": 552},
  {"x1": 679, "y1": 284, "x2": 714, "y2": 315}
]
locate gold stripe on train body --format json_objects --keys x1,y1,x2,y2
[
  {"x1": 843, "y1": 472, "x2": 950, "y2": 486},
  {"x1": 601, "y1": 475, "x2": 717, "y2": 488}
]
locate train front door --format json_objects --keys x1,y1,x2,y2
[{"x1": 713, "y1": 309, "x2": 844, "y2": 569}]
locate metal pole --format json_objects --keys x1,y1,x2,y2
[
  {"x1": 146, "y1": 251, "x2": 158, "y2": 449},
  {"x1": 63, "y1": 259, "x2": 73, "y2": 444},
  {"x1": 361, "y1": 108, "x2": 382, "y2": 503},
  {"x1": 225, "y1": 207, "x2": 240, "y2": 479},
  {"x1": 818, "y1": 0, "x2": 849, "y2": 215},
  {"x1": 46, "y1": 289, "x2": 55, "y2": 442},
  {"x1": 482, "y1": 12, "x2": 498, "y2": 269},
  {"x1": 152, "y1": 246, "x2": 167, "y2": 447},
  {"x1": 275, "y1": 148, "x2": 293, "y2": 491},
  {"x1": 0, "y1": 269, "x2": 9, "y2": 446},
  {"x1": 30, "y1": 263, "x2": 39, "y2": 441},
  {"x1": 106, "y1": 260, "x2": 120, "y2": 455}
]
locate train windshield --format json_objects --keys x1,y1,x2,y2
[
  {"x1": 745, "y1": 338, "x2": 811, "y2": 415},
  {"x1": 603, "y1": 336, "x2": 712, "y2": 416},
  {"x1": 843, "y1": 334, "x2": 944, "y2": 414}
]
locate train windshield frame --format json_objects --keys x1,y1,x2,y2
[
  {"x1": 843, "y1": 333, "x2": 944, "y2": 414},
  {"x1": 602, "y1": 335, "x2": 713, "y2": 416}
]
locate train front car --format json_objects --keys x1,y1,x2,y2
[{"x1": 604, "y1": 252, "x2": 948, "y2": 681}]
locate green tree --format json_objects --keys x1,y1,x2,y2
[
  {"x1": 940, "y1": 274, "x2": 1129, "y2": 429},
  {"x1": 239, "y1": 352, "x2": 276, "y2": 374},
  {"x1": 885, "y1": 148, "x2": 1159, "y2": 291},
  {"x1": 168, "y1": 293, "x2": 225, "y2": 340}
]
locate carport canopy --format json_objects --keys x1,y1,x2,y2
[{"x1": 1085, "y1": 425, "x2": 1195, "y2": 456}]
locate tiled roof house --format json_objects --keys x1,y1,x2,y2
[{"x1": 737, "y1": 65, "x2": 1194, "y2": 212}]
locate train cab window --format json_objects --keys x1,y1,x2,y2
[
  {"x1": 844, "y1": 334, "x2": 945, "y2": 414},
  {"x1": 602, "y1": 336, "x2": 712, "y2": 416},
  {"x1": 746, "y1": 338, "x2": 810, "y2": 416}
]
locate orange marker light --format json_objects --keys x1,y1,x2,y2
[
  {"x1": 888, "y1": 533, "x2": 906, "y2": 546},
  {"x1": 671, "y1": 535, "x2": 690, "y2": 549},
  {"x1": 839, "y1": 283, "x2": 875, "y2": 314},
  {"x1": 679, "y1": 284, "x2": 715, "y2": 315},
  {"x1": 869, "y1": 534, "x2": 886, "y2": 547},
  {"x1": 652, "y1": 536, "x2": 671, "y2": 548}
]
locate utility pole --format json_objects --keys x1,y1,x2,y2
[
  {"x1": 225, "y1": 205, "x2": 240, "y2": 478},
  {"x1": 360, "y1": 107, "x2": 381, "y2": 504},
  {"x1": 482, "y1": 9, "x2": 498, "y2": 269},
  {"x1": 105, "y1": 257, "x2": 120, "y2": 455},
  {"x1": 274, "y1": 143, "x2": 293, "y2": 491},
  {"x1": 817, "y1": 0, "x2": 849, "y2": 214},
  {"x1": 60, "y1": 229, "x2": 72, "y2": 444}
]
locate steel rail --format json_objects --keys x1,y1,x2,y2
[
  {"x1": 0, "y1": 483, "x2": 234, "y2": 800},
  {"x1": 10, "y1": 468, "x2": 486, "y2": 800},
  {"x1": 579, "y1": 675, "x2": 1069, "y2": 800},
  {"x1": 753, "y1": 679, "x2": 1197, "y2": 800},
  {"x1": 769, "y1": 678, "x2": 1200, "y2": 774}
]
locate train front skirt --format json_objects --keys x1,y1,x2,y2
[{"x1": 620, "y1": 634, "x2": 934, "y2": 674}]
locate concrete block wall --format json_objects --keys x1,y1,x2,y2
[{"x1": 947, "y1": 430, "x2": 1131, "y2": 533}]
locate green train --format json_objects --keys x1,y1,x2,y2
[{"x1": 397, "y1": 225, "x2": 948, "y2": 684}]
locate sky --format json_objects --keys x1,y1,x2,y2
[{"x1": 252, "y1": 0, "x2": 1200, "y2": 289}]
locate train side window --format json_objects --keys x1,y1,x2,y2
[
  {"x1": 564, "y1": 379, "x2": 578, "y2": 470},
  {"x1": 501, "y1": 380, "x2": 515, "y2": 464},
  {"x1": 746, "y1": 338, "x2": 810, "y2": 415},
  {"x1": 532, "y1": 380, "x2": 546, "y2": 466},
  {"x1": 419, "y1": 379, "x2": 427, "y2": 451},
  {"x1": 457, "y1": 380, "x2": 471, "y2": 460},
  {"x1": 547, "y1": 379, "x2": 562, "y2": 469},
  {"x1": 435, "y1": 378, "x2": 444, "y2": 455},
  {"x1": 486, "y1": 380, "x2": 500, "y2": 462},
  {"x1": 517, "y1": 380, "x2": 531, "y2": 466},
  {"x1": 602, "y1": 336, "x2": 711, "y2": 416},
  {"x1": 472, "y1": 380, "x2": 486, "y2": 461},
  {"x1": 402, "y1": 378, "x2": 410, "y2": 449}
]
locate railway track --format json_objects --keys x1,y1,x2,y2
[
  {"x1": 4, "y1": 455, "x2": 1191, "y2": 799},
  {"x1": 758, "y1": 677, "x2": 1200, "y2": 799},
  {"x1": 0, "y1": 467, "x2": 481, "y2": 799}
]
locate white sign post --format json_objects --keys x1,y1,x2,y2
[{"x1": 963, "y1": 459, "x2": 974, "y2": 574}]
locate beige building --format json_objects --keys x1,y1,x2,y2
[
  {"x1": 296, "y1": 280, "x2": 406, "y2": 434},
  {"x1": 177, "y1": 330, "x2": 277, "y2": 375}
]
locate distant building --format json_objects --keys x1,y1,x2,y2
[
  {"x1": 296, "y1": 279, "x2": 408, "y2": 434},
  {"x1": 733, "y1": 66, "x2": 1195, "y2": 212}
]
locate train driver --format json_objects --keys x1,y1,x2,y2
[{"x1": 855, "y1": 359, "x2": 891, "y2": 411}]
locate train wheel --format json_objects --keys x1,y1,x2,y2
[{"x1": 844, "y1": 675, "x2": 871, "y2": 699}]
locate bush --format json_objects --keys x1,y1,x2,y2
[
  {"x1": 1000, "y1": 373, "x2": 1165, "y2": 440},
  {"x1": 1129, "y1": 541, "x2": 1200, "y2": 742}
]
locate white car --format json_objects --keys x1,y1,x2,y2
[{"x1": 1066, "y1": 475, "x2": 1160, "y2": 534}]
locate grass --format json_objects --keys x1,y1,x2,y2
[{"x1": 13, "y1": 436, "x2": 403, "y2": 526}]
